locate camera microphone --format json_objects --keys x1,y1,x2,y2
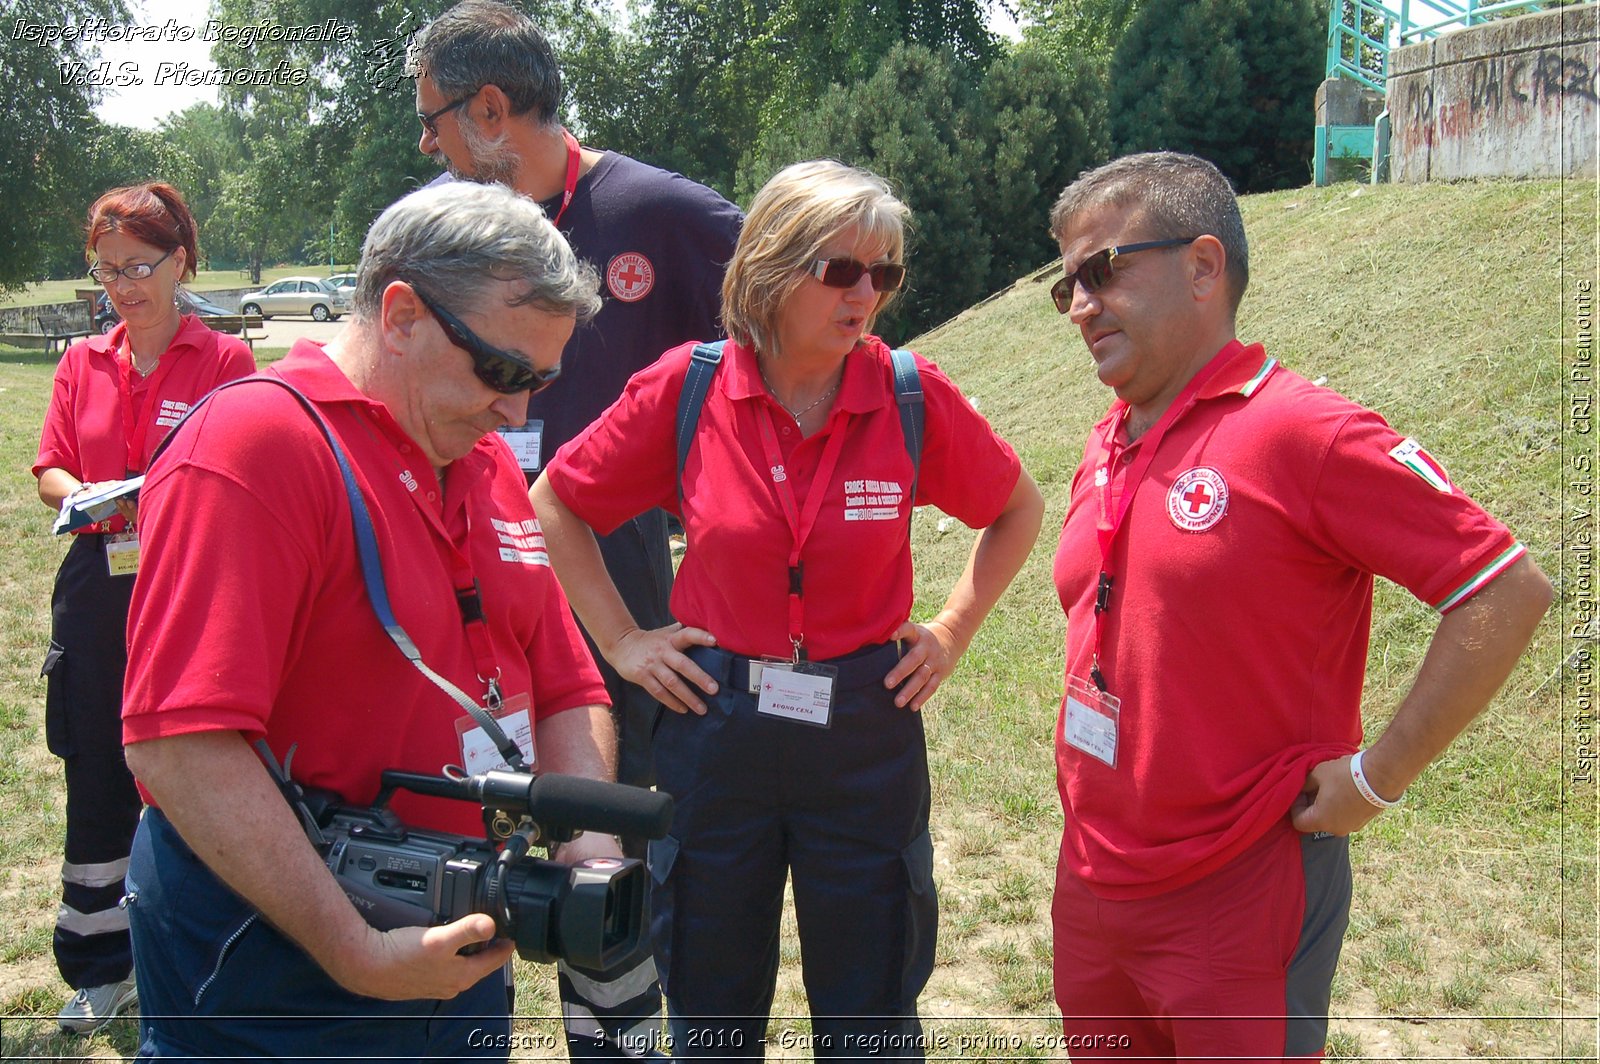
[
  {"x1": 376, "y1": 768, "x2": 675, "y2": 842},
  {"x1": 524, "y1": 773, "x2": 674, "y2": 841}
]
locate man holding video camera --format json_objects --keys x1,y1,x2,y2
[{"x1": 120, "y1": 182, "x2": 621, "y2": 1060}]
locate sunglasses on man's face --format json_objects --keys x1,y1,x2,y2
[
  {"x1": 413, "y1": 287, "x2": 561, "y2": 395},
  {"x1": 1050, "y1": 237, "x2": 1199, "y2": 314},
  {"x1": 809, "y1": 257, "x2": 907, "y2": 293}
]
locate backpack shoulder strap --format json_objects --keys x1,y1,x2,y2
[
  {"x1": 889, "y1": 348, "x2": 924, "y2": 503},
  {"x1": 676, "y1": 340, "x2": 726, "y2": 506},
  {"x1": 673, "y1": 342, "x2": 921, "y2": 506}
]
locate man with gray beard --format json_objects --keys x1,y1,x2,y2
[{"x1": 409, "y1": 3, "x2": 742, "y2": 1059}]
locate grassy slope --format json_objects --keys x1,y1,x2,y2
[{"x1": 0, "y1": 180, "x2": 1594, "y2": 1060}]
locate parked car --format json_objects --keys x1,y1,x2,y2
[
  {"x1": 95, "y1": 291, "x2": 235, "y2": 334},
  {"x1": 327, "y1": 272, "x2": 357, "y2": 291},
  {"x1": 238, "y1": 276, "x2": 350, "y2": 321}
]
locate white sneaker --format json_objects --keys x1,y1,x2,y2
[{"x1": 57, "y1": 977, "x2": 138, "y2": 1035}]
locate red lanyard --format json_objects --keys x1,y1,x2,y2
[
  {"x1": 446, "y1": 510, "x2": 502, "y2": 706},
  {"x1": 1087, "y1": 358, "x2": 1228, "y2": 691},
  {"x1": 551, "y1": 129, "x2": 581, "y2": 228},
  {"x1": 117, "y1": 338, "x2": 176, "y2": 476},
  {"x1": 756, "y1": 405, "x2": 850, "y2": 660}
]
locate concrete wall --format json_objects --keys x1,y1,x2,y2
[
  {"x1": 0, "y1": 288, "x2": 255, "y2": 335},
  {"x1": 1388, "y1": 5, "x2": 1598, "y2": 182}
]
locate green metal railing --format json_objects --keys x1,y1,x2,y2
[{"x1": 1315, "y1": 0, "x2": 1557, "y2": 184}]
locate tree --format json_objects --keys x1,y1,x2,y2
[
  {"x1": 572, "y1": 0, "x2": 1000, "y2": 200},
  {"x1": 566, "y1": 0, "x2": 771, "y2": 198},
  {"x1": 160, "y1": 104, "x2": 248, "y2": 267},
  {"x1": 1017, "y1": 0, "x2": 1145, "y2": 59},
  {"x1": 973, "y1": 43, "x2": 1109, "y2": 292},
  {"x1": 742, "y1": 44, "x2": 992, "y2": 340},
  {"x1": 739, "y1": 38, "x2": 1114, "y2": 338},
  {"x1": 34, "y1": 121, "x2": 202, "y2": 282},
  {"x1": 1109, "y1": 0, "x2": 1322, "y2": 193},
  {"x1": 0, "y1": 0, "x2": 132, "y2": 290}
]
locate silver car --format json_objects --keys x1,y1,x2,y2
[{"x1": 238, "y1": 276, "x2": 350, "y2": 321}]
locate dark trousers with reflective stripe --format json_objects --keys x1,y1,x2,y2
[
  {"x1": 648, "y1": 644, "x2": 937, "y2": 1060},
  {"x1": 560, "y1": 512, "x2": 674, "y2": 1060},
  {"x1": 43, "y1": 533, "x2": 140, "y2": 989}
]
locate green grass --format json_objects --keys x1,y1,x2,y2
[
  {"x1": 2, "y1": 264, "x2": 358, "y2": 309},
  {"x1": 1, "y1": 179, "x2": 1596, "y2": 1060}
]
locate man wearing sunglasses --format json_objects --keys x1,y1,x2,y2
[
  {"x1": 409, "y1": 5, "x2": 742, "y2": 1056},
  {"x1": 1045, "y1": 152, "x2": 1551, "y2": 1060},
  {"x1": 120, "y1": 182, "x2": 618, "y2": 1061}
]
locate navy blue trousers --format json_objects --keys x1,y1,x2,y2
[
  {"x1": 44, "y1": 532, "x2": 139, "y2": 990},
  {"x1": 649, "y1": 644, "x2": 937, "y2": 1061},
  {"x1": 127, "y1": 808, "x2": 511, "y2": 1061}
]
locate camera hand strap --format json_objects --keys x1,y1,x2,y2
[{"x1": 154, "y1": 375, "x2": 527, "y2": 772}]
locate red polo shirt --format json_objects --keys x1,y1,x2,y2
[
  {"x1": 123, "y1": 341, "x2": 608, "y2": 835},
  {"x1": 35, "y1": 315, "x2": 256, "y2": 533},
  {"x1": 545, "y1": 336, "x2": 1022, "y2": 660},
  {"x1": 1053, "y1": 340, "x2": 1524, "y2": 898}
]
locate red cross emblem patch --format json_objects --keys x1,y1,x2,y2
[
  {"x1": 1166, "y1": 466, "x2": 1228, "y2": 532},
  {"x1": 606, "y1": 252, "x2": 655, "y2": 302}
]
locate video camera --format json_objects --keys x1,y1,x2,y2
[{"x1": 281, "y1": 762, "x2": 674, "y2": 972}]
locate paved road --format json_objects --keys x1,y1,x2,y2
[{"x1": 250, "y1": 316, "x2": 347, "y2": 352}]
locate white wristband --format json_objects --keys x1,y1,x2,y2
[{"x1": 1349, "y1": 750, "x2": 1404, "y2": 809}]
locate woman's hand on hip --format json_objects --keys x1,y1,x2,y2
[
  {"x1": 884, "y1": 619, "x2": 961, "y2": 711},
  {"x1": 612, "y1": 623, "x2": 720, "y2": 716}
]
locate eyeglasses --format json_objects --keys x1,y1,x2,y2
[
  {"x1": 1050, "y1": 237, "x2": 1198, "y2": 313},
  {"x1": 809, "y1": 257, "x2": 907, "y2": 293},
  {"x1": 89, "y1": 248, "x2": 173, "y2": 284},
  {"x1": 418, "y1": 93, "x2": 473, "y2": 136},
  {"x1": 412, "y1": 287, "x2": 561, "y2": 395}
]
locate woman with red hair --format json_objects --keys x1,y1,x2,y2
[{"x1": 33, "y1": 183, "x2": 254, "y2": 1035}]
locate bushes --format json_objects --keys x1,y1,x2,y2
[
  {"x1": 1109, "y1": 0, "x2": 1322, "y2": 194},
  {"x1": 741, "y1": 43, "x2": 1108, "y2": 339}
]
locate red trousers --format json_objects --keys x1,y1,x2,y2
[{"x1": 1053, "y1": 823, "x2": 1350, "y2": 1063}]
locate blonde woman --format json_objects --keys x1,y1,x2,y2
[{"x1": 532, "y1": 160, "x2": 1042, "y2": 1058}]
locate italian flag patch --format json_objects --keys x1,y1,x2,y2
[{"x1": 1388, "y1": 438, "x2": 1453, "y2": 494}]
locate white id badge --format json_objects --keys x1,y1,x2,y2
[
  {"x1": 455, "y1": 694, "x2": 537, "y2": 773},
  {"x1": 1063, "y1": 674, "x2": 1120, "y2": 768},
  {"x1": 105, "y1": 531, "x2": 140, "y2": 577},
  {"x1": 755, "y1": 661, "x2": 837, "y2": 728},
  {"x1": 499, "y1": 421, "x2": 543, "y2": 473}
]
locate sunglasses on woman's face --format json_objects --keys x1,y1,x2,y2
[
  {"x1": 413, "y1": 287, "x2": 561, "y2": 395},
  {"x1": 1050, "y1": 237, "x2": 1199, "y2": 313},
  {"x1": 809, "y1": 257, "x2": 907, "y2": 292}
]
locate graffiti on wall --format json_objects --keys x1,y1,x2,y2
[{"x1": 1398, "y1": 45, "x2": 1598, "y2": 150}]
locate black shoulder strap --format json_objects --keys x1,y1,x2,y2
[{"x1": 673, "y1": 341, "x2": 925, "y2": 507}]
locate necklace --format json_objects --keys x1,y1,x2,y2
[
  {"x1": 122, "y1": 337, "x2": 160, "y2": 377},
  {"x1": 758, "y1": 362, "x2": 841, "y2": 422}
]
